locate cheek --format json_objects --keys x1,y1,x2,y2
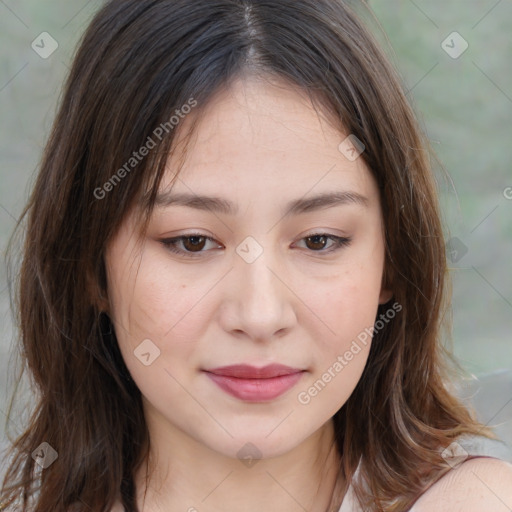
[
  {"x1": 107, "y1": 248, "x2": 215, "y2": 383},
  {"x1": 308, "y1": 290, "x2": 378, "y2": 386},
  {"x1": 299, "y1": 248, "x2": 384, "y2": 407},
  {"x1": 109, "y1": 244, "x2": 198, "y2": 337},
  {"x1": 312, "y1": 259, "x2": 384, "y2": 338},
  {"x1": 110, "y1": 270, "x2": 206, "y2": 411},
  {"x1": 295, "y1": 269, "x2": 380, "y2": 415}
]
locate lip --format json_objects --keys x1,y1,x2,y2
[
  {"x1": 203, "y1": 364, "x2": 305, "y2": 402},
  {"x1": 206, "y1": 364, "x2": 303, "y2": 379}
]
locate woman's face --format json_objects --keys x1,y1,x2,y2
[{"x1": 105, "y1": 76, "x2": 392, "y2": 460}]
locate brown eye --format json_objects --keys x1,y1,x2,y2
[
  {"x1": 305, "y1": 235, "x2": 329, "y2": 251},
  {"x1": 160, "y1": 234, "x2": 222, "y2": 257},
  {"x1": 295, "y1": 233, "x2": 352, "y2": 253},
  {"x1": 182, "y1": 236, "x2": 207, "y2": 252}
]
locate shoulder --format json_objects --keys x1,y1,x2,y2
[
  {"x1": 110, "y1": 501, "x2": 125, "y2": 512},
  {"x1": 412, "y1": 457, "x2": 512, "y2": 512}
]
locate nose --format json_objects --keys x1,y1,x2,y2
[{"x1": 218, "y1": 240, "x2": 297, "y2": 342}]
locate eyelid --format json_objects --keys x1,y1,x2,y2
[
  {"x1": 292, "y1": 233, "x2": 352, "y2": 253},
  {"x1": 159, "y1": 231, "x2": 352, "y2": 257},
  {"x1": 159, "y1": 233, "x2": 222, "y2": 258}
]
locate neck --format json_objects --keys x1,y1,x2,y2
[{"x1": 133, "y1": 413, "x2": 344, "y2": 512}]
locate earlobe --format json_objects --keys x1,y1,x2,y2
[
  {"x1": 86, "y1": 271, "x2": 111, "y2": 313},
  {"x1": 96, "y1": 294, "x2": 111, "y2": 313},
  {"x1": 379, "y1": 262, "x2": 394, "y2": 305},
  {"x1": 94, "y1": 282, "x2": 111, "y2": 312},
  {"x1": 378, "y1": 288, "x2": 393, "y2": 305}
]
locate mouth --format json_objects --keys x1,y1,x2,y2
[{"x1": 202, "y1": 364, "x2": 306, "y2": 402}]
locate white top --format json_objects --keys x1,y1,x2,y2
[{"x1": 337, "y1": 435, "x2": 512, "y2": 512}]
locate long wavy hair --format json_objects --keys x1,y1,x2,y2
[{"x1": 1, "y1": 0, "x2": 496, "y2": 511}]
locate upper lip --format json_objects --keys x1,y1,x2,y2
[{"x1": 204, "y1": 364, "x2": 304, "y2": 379}]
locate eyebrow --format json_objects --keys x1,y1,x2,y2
[{"x1": 154, "y1": 190, "x2": 369, "y2": 216}]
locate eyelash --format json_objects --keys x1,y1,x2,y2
[{"x1": 159, "y1": 232, "x2": 352, "y2": 258}]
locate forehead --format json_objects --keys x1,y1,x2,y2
[{"x1": 159, "y1": 76, "x2": 378, "y2": 207}]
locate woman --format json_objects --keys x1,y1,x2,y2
[{"x1": 1, "y1": 1, "x2": 511, "y2": 511}]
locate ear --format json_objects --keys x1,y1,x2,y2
[
  {"x1": 86, "y1": 268, "x2": 111, "y2": 313},
  {"x1": 378, "y1": 263, "x2": 393, "y2": 305},
  {"x1": 378, "y1": 287, "x2": 393, "y2": 305},
  {"x1": 96, "y1": 291, "x2": 111, "y2": 313}
]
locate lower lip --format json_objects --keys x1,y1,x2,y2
[{"x1": 204, "y1": 371, "x2": 304, "y2": 402}]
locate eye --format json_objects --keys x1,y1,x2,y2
[
  {"x1": 159, "y1": 232, "x2": 351, "y2": 258},
  {"x1": 294, "y1": 233, "x2": 352, "y2": 253},
  {"x1": 160, "y1": 234, "x2": 223, "y2": 257}
]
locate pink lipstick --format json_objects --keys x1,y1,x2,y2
[{"x1": 203, "y1": 364, "x2": 305, "y2": 402}]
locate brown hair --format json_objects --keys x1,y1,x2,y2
[{"x1": 1, "y1": 0, "x2": 496, "y2": 511}]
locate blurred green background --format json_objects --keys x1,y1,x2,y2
[
  {"x1": 366, "y1": 0, "x2": 512, "y2": 375},
  {"x1": 1, "y1": 0, "x2": 511, "y2": 442}
]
